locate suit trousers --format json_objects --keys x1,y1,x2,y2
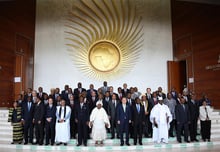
[
  {"x1": 189, "y1": 119, "x2": 198, "y2": 141},
  {"x1": 45, "y1": 121, "x2": 55, "y2": 144},
  {"x1": 133, "y1": 123, "x2": 143, "y2": 144},
  {"x1": 35, "y1": 122, "x2": 44, "y2": 144},
  {"x1": 119, "y1": 121, "x2": 129, "y2": 144},
  {"x1": 177, "y1": 122, "x2": 189, "y2": 142},
  {"x1": 201, "y1": 120, "x2": 211, "y2": 140},
  {"x1": 77, "y1": 121, "x2": 88, "y2": 145},
  {"x1": 24, "y1": 121, "x2": 33, "y2": 143}
]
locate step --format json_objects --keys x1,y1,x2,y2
[
  {"x1": 1, "y1": 133, "x2": 220, "y2": 143},
  {"x1": 0, "y1": 140, "x2": 218, "y2": 151},
  {"x1": 0, "y1": 126, "x2": 12, "y2": 130},
  {"x1": 0, "y1": 122, "x2": 11, "y2": 126}
]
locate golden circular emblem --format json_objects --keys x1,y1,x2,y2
[{"x1": 89, "y1": 41, "x2": 121, "y2": 72}]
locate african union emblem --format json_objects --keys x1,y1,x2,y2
[{"x1": 65, "y1": 0, "x2": 144, "y2": 80}]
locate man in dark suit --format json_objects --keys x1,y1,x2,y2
[
  {"x1": 122, "y1": 83, "x2": 130, "y2": 97},
  {"x1": 73, "y1": 82, "x2": 86, "y2": 102},
  {"x1": 87, "y1": 90, "x2": 98, "y2": 114},
  {"x1": 45, "y1": 97, "x2": 56, "y2": 145},
  {"x1": 117, "y1": 97, "x2": 131, "y2": 146},
  {"x1": 126, "y1": 92, "x2": 134, "y2": 138},
  {"x1": 75, "y1": 96, "x2": 89, "y2": 146},
  {"x1": 188, "y1": 93, "x2": 199, "y2": 142},
  {"x1": 21, "y1": 96, "x2": 35, "y2": 145},
  {"x1": 108, "y1": 93, "x2": 120, "y2": 139},
  {"x1": 157, "y1": 87, "x2": 166, "y2": 99},
  {"x1": 37, "y1": 87, "x2": 46, "y2": 101},
  {"x1": 97, "y1": 93, "x2": 108, "y2": 113},
  {"x1": 33, "y1": 96, "x2": 45, "y2": 145},
  {"x1": 141, "y1": 95, "x2": 153, "y2": 138},
  {"x1": 61, "y1": 85, "x2": 69, "y2": 102},
  {"x1": 170, "y1": 87, "x2": 178, "y2": 102},
  {"x1": 86, "y1": 84, "x2": 98, "y2": 99},
  {"x1": 69, "y1": 94, "x2": 78, "y2": 139},
  {"x1": 132, "y1": 97, "x2": 145, "y2": 145},
  {"x1": 175, "y1": 97, "x2": 190, "y2": 143}
]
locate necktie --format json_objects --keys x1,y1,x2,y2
[
  {"x1": 137, "y1": 104, "x2": 140, "y2": 113},
  {"x1": 28, "y1": 102, "x2": 31, "y2": 111},
  {"x1": 182, "y1": 104, "x2": 185, "y2": 111},
  {"x1": 205, "y1": 107, "x2": 209, "y2": 120}
]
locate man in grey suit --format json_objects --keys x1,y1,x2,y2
[
  {"x1": 108, "y1": 93, "x2": 119, "y2": 139},
  {"x1": 100, "y1": 81, "x2": 110, "y2": 95}
]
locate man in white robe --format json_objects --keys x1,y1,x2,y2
[
  {"x1": 150, "y1": 96, "x2": 172, "y2": 144},
  {"x1": 55, "y1": 99, "x2": 71, "y2": 145},
  {"x1": 89, "y1": 101, "x2": 110, "y2": 145}
]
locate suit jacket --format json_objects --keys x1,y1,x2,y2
[
  {"x1": 188, "y1": 99, "x2": 199, "y2": 121},
  {"x1": 122, "y1": 89, "x2": 130, "y2": 97},
  {"x1": 33, "y1": 101, "x2": 45, "y2": 123},
  {"x1": 61, "y1": 90, "x2": 69, "y2": 102},
  {"x1": 100, "y1": 86, "x2": 110, "y2": 95},
  {"x1": 21, "y1": 101, "x2": 35, "y2": 123},
  {"x1": 175, "y1": 103, "x2": 190, "y2": 124},
  {"x1": 116, "y1": 103, "x2": 131, "y2": 125},
  {"x1": 86, "y1": 89, "x2": 98, "y2": 99},
  {"x1": 108, "y1": 99, "x2": 119, "y2": 121},
  {"x1": 127, "y1": 98, "x2": 134, "y2": 107},
  {"x1": 75, "y1": 103, "x2": 89, "y2": 123},
  {"x1": 37, "y1": 92, "x2": 46, "y2": 100},
  {"x1": 132, "y1": 104, "x2": 145, "y2": 126},
  {"x1": 45, "y1": 104, "x2": 56, "y2": 123},
  {"x1": 87, "y1": 96, "x2": 98, "y2": 114},
  {"x1": 102, "y1": 98, "x2": 109, "y2": 112},
  {"x1": 73, "y1": 88, "x2": 86, "y2": 101}
]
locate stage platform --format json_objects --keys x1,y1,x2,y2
[{"x1": 0, "y1": 108, "x2": 220, "y2": 151}]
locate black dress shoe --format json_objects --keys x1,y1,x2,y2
[
  {"x1": 77, "y1": 144, "x2": 81, "y2": 146},
  {"x1": 139, "y1": 142, "x2": 143, "y2": 145},
  {"x1": 194, "y1": 139, "x2": 199, "y2": 142},
  {"x1": 51, "y1": 143, "x2": 54, "y2": 146},
  {"x1": 208, "y1": 139, "x2": 210, "y2": 142},
  {"x1": 134, "y1": 143, "x2": 137, "y2": 145},
  {"x1": 120, "y1": 143, "x2": 124, "y2": 146},
  {"x1": 64, "y1": 143, "x2": 67, "y2": 146},
  {"x1": 24, "y1": 142, "x2": 28, "y2": 145},
  {"x1": 177, "y1": 140, "x2": 182, "y2": 143},
  {"x1": 84, "y1": 143, "x2": 87, "y2": 146},
  {"x1": 11, "y1": 142, "x2": 14, "y2": 144},
  {"x1": 185, "y1": 140, "x2": 190, "y2": 143},
  {"x1": 45, "y1": 143, "x2": 49, "y2": 146},
  {"x1": 111, "y1": 137, "x2": 115, "y2": 139},
  {"x1": 126, "y1": 143, "x2": 130, "y2": 146},
  {"x1": 56, "y1": 142, "x2": 62, "y2": 145}
]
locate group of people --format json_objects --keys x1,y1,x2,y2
[{"x1": 8, "y1": 81, "x2": 212, "y2": 147}]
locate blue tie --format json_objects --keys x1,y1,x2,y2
[
  {"x1": 28, "y1": 102, "x2": 31, "y2": 111},
  {"x1": 137, "y1": 104, "x2": 140, "y2": 113}
]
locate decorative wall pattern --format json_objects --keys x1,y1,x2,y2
[{"x1": 65, "y1": 0, "x2": 144, "y2": 80}]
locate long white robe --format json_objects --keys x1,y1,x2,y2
[
  {"x1": 150, "y1": 103, "x2": 172, "y2": 143},
  {"x1": 90, "y1": 107, "x2": 110, "y2": 141},
  {"x1": 55, "y1": 106, "x2": 71, "y2": 143}
]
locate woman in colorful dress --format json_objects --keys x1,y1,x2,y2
[{"x1": 8, "y1": 101, "x2": 23, "y2": 144}]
